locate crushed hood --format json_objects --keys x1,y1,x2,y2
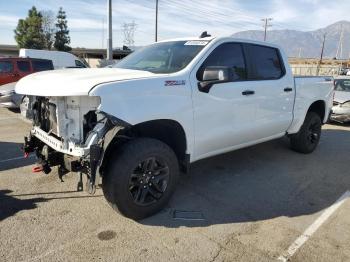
[
  {"x1": 15, "y1": 68, "x2": 156, "y2": 96},
  {"x1": 334, "y1": 91, "x2": 350, "y2": 104}
]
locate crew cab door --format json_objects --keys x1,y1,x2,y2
[
  {"x1": 0, "y1": 60, "x2": 15, "y2": 86},
  {"x1": 243, "y1": 44, "x2": 294, "y2": 139},
  {"x1": 190, "y1": 42, "x2": 259, "y2": 160}
]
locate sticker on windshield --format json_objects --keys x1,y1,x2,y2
[{"x1": 184, "y1": 41, "x2": 209, "y2": 46}]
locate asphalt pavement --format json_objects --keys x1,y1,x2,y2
[{"x1": 0, "y1": 107, "x2": 349, "y2": 262}]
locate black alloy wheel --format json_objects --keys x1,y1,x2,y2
[{"x1": 129, "y1": 157, "x2": 170, "y2": 206}]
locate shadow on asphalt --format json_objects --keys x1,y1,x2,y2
[
  {"x1": 7, "y1": 108, "x2": 20, "y2": 114},
  {"x1": 0, "y1": 189, "x2": 47, "y2": 221},
  {"x1": 0, "y1": 141, "x2": 35, "y2": 171},
  {"x1": 141, "y1": 128, "x2": 350, "y2": 227},
  {"x1": 0, "y1": 189, "x2": 103, "y2": 221}
]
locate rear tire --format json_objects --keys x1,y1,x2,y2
[
  {"x1": 290, "y1": 112, "x2": 322, "y2": 154},
  {"x1": 102, "y1": 138, "x2": 179, "y2": 220}
]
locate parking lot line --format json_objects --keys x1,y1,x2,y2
[
  {"x1": 277, "y1": 190, "x2": 350, "y2": 262},
  {"x1": 0, "y1": 155, "x2": 35, "y2": 164}
]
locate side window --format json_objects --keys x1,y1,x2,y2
[
  {"x1": 197, "y1": 43, "x2": 247, "y2": 81},
  {"x1": 0, "y1": 61, "x2": 14, "y2": 73},
  {"x1": 17, "y1": 61, "x2": 31, "y2": 72},
  {"x1": 32, "y1": 60, "x2": 54, "y2": 72},
  {"x1": 75, "y1": 60, "x2": 86, "y2": 68},
  {"x1": 247, "y1": 44, "x2": 284, "y2": 80}
]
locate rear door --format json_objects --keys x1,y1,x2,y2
[
  {"x1": 0, "y1": 60, "x2": 15, "y2": 86},
  {"x1": 244, "y1": 44, "x2": 295, "y2": 139}
]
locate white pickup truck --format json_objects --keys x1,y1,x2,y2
[{"x1": 16, "y1": 36, "x2": 334, "y2": 220}]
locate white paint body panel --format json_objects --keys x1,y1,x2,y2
[
  {"x1": 287, "y1": 77, "x2": 334, "y2": 134},
  {"x1": 15, "y1": 68, "x2": 156, "y2": 96},
  {"x1": 15, "y1": 37, "x2": 334, "y2": 163}
]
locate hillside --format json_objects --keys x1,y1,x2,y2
[{"x1": 232, "y1": 21, "x2": 350, "y2": 59}]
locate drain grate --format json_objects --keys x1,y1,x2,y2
[{"x1": 172, "y1": 210, "x2": 205, "y2": 221}]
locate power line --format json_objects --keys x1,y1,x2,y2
[
  {"x1": 161, "y1": 0, "x2": 262, "y2": 30},
  {"x1": 261, "y1": 18, "x2": 273, "y2": 41}
]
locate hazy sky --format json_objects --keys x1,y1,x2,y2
[{"x1": 0, "y1": 0, "x2": 349, "y2": 48}]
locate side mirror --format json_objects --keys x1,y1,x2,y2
[{"x1": 198, "y1": 66, "x2": 232, "y2": 93}]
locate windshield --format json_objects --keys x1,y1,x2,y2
[
  {"x1": 335, "y1": 79, "x2": 350, "y2": 92},
  {"x1": 114, "y1": 40, "x2": 209, "y2": 74}
]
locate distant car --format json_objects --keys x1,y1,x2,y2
[
  {"x1": 0, "y1": 57, "x2": 54, "y2": 108},
  {"x1": 339, "y1": 68, "x2": 350, "y2": 75},
  {"x1": 19, "y1": 49, "x2": 89, "y2": 69},
  {"x1": 330, "y1": 77, "x2": 350, "y2": 123}
]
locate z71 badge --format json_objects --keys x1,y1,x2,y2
[{"x1": 165, "y1": 80, "x2": 186, "y2": 86}]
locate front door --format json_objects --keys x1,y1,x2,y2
[{"x1": 190, "y1": 42, "x2": 260, "y2": 160}]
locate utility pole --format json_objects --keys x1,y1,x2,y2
[
  {"x1": 316, "y1": 33, "x2": 326, "y2": 76},
  {"x1": 102, "y1": 18, "x2": 105, "y2": 49},
  {"x1": 107, "y1": 0, "x2": 113, "y2": 60},
  {"x1": 298, "y1": 47, "x2": 302, "y2": 58},
  {"x1": 261, "y1": 18, "x2": 272, "y2": 41},
  {"x1": 155, "y1": 0, "x2": 159, "y2": 42}
]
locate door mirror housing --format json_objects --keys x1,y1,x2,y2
[{"x1": 198, "y1": 66, "x2": 232, "y2": 93}]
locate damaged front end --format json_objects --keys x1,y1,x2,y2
[{"x1": 23, "y1": 96, "x2": 128, "y2": 193}]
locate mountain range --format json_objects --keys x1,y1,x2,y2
[{"x1": 232, "y1": 21, "x2": 350, "y2": 59}]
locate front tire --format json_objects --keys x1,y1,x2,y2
[
  {"x1": 102, "y1": 138, "x2": 179, "y2": 220},
  {"x1": 290, "y1": 112, "x2": 322, "y2": 154}
]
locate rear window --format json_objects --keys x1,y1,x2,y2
[
  {"x1": 17, "y1": 61, "x2": 31, "y2": 72},
  {"x1": 32, "y1": 60, "x2": 54, "y2": 72},
  {"x1": 335, "y1": 79, "x2": 350, "y2": 92},
  {"x1": 247, "y1": 44, "x2": 284, "y2": 80},
  {"x1": 0, "y1": 61, "x2": 13, "y2": 73}
]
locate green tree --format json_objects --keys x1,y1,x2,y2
[
  {"x1": 54, "y1": 7, "x2": 71, "y2": 51},
  {"x1": 14, "y1": 6, "x2": 46, "y2": 49}
]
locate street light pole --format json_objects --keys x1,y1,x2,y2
[
  {"x1": 107, "y1": 0, "x2": 113, "y2": 60},
  {"x1": 155, "y1": 0, "x2": 158, "y2": 42}
]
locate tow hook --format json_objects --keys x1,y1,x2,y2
[
  {"x1": 32, "y1": 165, "x2": 43, "y2": 173},
  {"x1": 32, "y1": 163, "x2": 51, "y2": 174}
]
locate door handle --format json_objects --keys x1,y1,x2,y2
[
  {"x1": 242, "y1": 90, "x2": 255, "y2": 96},
  {"x1": 284, "y1": 87, "x2": 293, "y2": 92}
]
